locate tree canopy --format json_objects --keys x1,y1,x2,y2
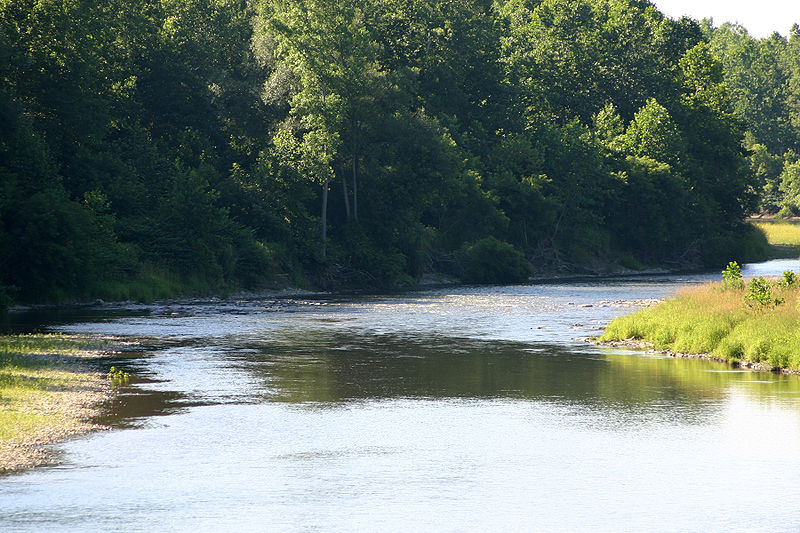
[{"x1": 1, "y1": 0, "x2": 785, "y2": 305}]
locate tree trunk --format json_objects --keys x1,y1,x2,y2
[
  {"x1": 351, "y1": 123, "x2": 359, "y2": 221},
  {"x1": 321, "y1": 82, "x2": 329, "y2": 258},
  {"x1": 341, "y1": 163, "x2": 351, "y2": 219},
  {"x1": 352, "y1": 153, "x2": 358, "y2": 221},
  {"x1": 321, "y1": 179, "x2": 328, "y2": 258}
]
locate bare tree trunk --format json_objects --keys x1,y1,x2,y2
[
  {"x1": 341, "y1": 163, "x2": 351, "y2": 219},
  {"x1": 321, "y1": 179, "x2": 328, "y2": 258},
  {"x1": 351, "y1": 121, "x2": 359, "y2": 221},
  {"x1": 321, "y1": 83, "x2": 329, "y2": 258},
  {"x1": 352, "y1": 153, "x2": 358, "y2": 221}
]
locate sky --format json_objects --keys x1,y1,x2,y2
[{"x1": 652, "y1": 0, "x2": 800, "y2": 39}]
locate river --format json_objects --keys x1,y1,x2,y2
[{"x1": 2, "y1": 259, "x2": 800, "y2": 532}]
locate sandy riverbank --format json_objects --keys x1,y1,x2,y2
[{"x1": 0, "y1": 336, "x2": 124, "y2": 475}]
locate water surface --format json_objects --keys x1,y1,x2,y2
[{"x1": 2, "y1": 260, "x2": 800, "y2": 532}]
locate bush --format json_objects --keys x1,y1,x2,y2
[
  {"x1": 778, "y1": 270, "x2": 798, "y2": 287},
  {"x1": 745, "y1": 276, "x2": 783, "y2": 308},
  {"x1": 721, "y1": 261, "x2": 743, "y2": 290},
  {"x1": 461, "y1": 237, "x2": 532, "y2": 284}
]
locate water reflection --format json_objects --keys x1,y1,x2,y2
[
  {"x1": 5, "y1": 259, "x2": 800, "y2": 532},
  {"x1": 227, "y1": 331, "x2": 800, "y2": 426},
  {"x1": 93, "y1": 387, "x2": 188, "y2": 429}
]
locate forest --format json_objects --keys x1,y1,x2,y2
[{"x1": 2, "y1": 0, "x2": 800, "y2": 306}]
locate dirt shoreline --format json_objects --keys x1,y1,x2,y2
[
  {"x1": 591, "y1": 337, "x2": 800, "y2": 376},
  {"x1": 0, "y1": 346, "x2": 118, "y2": 475}
]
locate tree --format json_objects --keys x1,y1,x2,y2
[
  {"x1": 621, "y1": 98, "x2": 687, "y2": 170},
  {"x1": 500, "y1": 0, "x2": 695, "y2": 124},
  {"x1": 710, "y1": 24, "x2": 794, "y2": 155},
  {"x1": 778, "y1": 152, "x2": 800, "y2": 214},
  {"x1": 263, "y1": 0, "x2": 385, "y2": 256}
]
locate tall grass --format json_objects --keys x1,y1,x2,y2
[
  {"x1": 86, "y1": 264, "x2": 223, "y2": 303},
  {"x1": 601, "y1": 281, "x2": 800, "y2": 371}
]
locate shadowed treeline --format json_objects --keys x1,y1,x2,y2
[{"x1": 6, "y1": 0, "x2": 798, "y2": 307}]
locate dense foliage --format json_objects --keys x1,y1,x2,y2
[
  {"x1": 1, "y1": 0, "x2": 783, "y2": 304},
  {"x1": 705, "y1": 22, "x2": 800, "y2": 215}
]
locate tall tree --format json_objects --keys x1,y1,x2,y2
[{"x1": 263, "y1": 0, "x2": 387, "y2": 255}]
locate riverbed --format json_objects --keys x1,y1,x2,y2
[{"x1": 2, "y1": 260, "x2": 800, "y2": 532}]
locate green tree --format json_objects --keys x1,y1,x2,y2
[
  {"x1": 710, "y1": 24, "x2": 795, "y2": 155},
  {"x1": 621, "y1": 98, "x2": 687, "y2": 169},
  {"x1": 778, "y1": 152, "x2": 800, "y2": 214},
  {"x1": 500, "y1": 0, "x2": 697, "y2": 124},
  {"x1": 264, "y1": 0, "x2": 384, "y2": 256}
]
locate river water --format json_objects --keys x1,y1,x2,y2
[{"x1": 3, "y1": 260, "x2": 800, "y2": 532}]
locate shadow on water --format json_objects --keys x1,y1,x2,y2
[
  {"x1": 0, "y1": 306, "x2": 149, "y2": 335},
  {"x1": 228, "y1": 331, "x2": 800, "y2": 419},
  {"x1": 92, "y1": 385, "x2": 188, "y2": 429},
  {"x1": 82, "y1": 353, "x2": 191, "y2": 429}
]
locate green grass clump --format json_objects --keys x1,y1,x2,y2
[
  {"x1": 600, "y1": 280, "x2": 800, "y2": 371},
  {"x1": 107, "y1": 366, "x2": 130, "y2": 386}
]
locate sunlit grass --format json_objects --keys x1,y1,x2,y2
[
  {"x1": 751, "y1": 220, "x2": 800, "y2": 248},
  {"x1": 0, "y1": 362, "x2": 93, "y2": 444},
  {"x1": 0, "y1": 411, "x2": 53, "y2": 442},
  {"x1": 601, "y1": 281, "x2": 800, "y2": 371},
  {"x1": 0, "y1": 333, "x2": 109, "y2": 362},
  {"x1": 0, "y1": 334, "x2": 113, "y2": 465}
]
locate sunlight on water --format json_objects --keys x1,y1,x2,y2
[{"x1": 3, "y1": 259, "x2": 800, "y2": 532}]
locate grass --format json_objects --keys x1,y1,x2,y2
[
  {"x1": 85, "y1": 264, "x2": 218, "y2": 303},
  {"x1": 750, "y1": 219, "x2": 800, "y2": 255},
  {"x1": 0, "y1": 334, "x2": 118, "y2": 472},
  {"x1": 0, "y1": 334, "x2": 113, "y2": 360},
  {"x1": 600, "y1": 279, "x2": 800, "y2": 371}
]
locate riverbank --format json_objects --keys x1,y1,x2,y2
[
  {"x1": 592, "y1": 337, "x2": 800, "y2": 376},
  {"x1": 0, "y1": 334, "x2": 123, "y2": 474},
  {"x1": 598, "y1": 279, "x2": 800, "y2": 373}
]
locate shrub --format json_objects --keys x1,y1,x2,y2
[
  {"x1": 107, "y1": 366, "x2": 130, "y2": 386},
  {"x1": 745, "y1": 276, "x2": 783, "y2": 308},
  {"x1": 721, "y1": 261, "x2": 743, "y2": 290},
  {"x1": 461, "y1": 237, "x2": 532, "y2": 284},
  {"x1": 778, "y1": 270, "x2": 798, "y2": 287}
]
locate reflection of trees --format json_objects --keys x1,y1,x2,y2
[
  {"x1": 237, "y1": 331, "x2": 800, "y2": 417},
  {"x1": 93, "y1": 387, "x2": 186, "y2": 428}
]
